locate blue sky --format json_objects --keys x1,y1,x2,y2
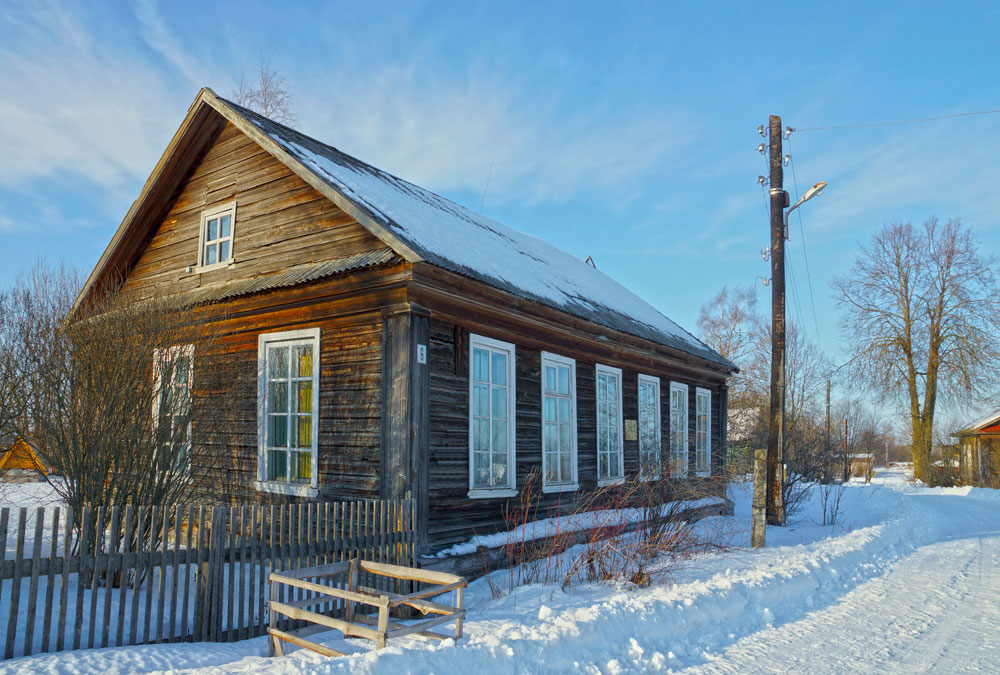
[{"x1": 3, "y1": 0, "x2": 1000, "y2": 404}]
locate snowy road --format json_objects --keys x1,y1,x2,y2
[
  {"x1": 693, "y1": 488, "x2": 1000, "y2": 674},
  {"x1": 4, "y1": 470, "x2": 1000, "y2": 674}
]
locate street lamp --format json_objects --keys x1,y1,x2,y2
[{"x1": 784, "y1": 182, "x2": 827, "y2": 238}]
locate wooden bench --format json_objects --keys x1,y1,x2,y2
[{"x1": 268, "y1": 558, "x2": 466, "y2": 657}]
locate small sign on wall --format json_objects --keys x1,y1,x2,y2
[
  {"x1": 417, "y1": 344, "x2": 427, "y2": 364},
  {"x1": 624, "y1": 419, "x2": 638, "y2": 441}
]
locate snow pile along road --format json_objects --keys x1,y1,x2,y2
[{"x1": 3, "y1": 468, "x2": 999, "y2": 674}]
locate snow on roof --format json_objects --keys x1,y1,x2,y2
[
  {"x1": 225, "y1": 100, "x2": 734, "y2": 370},
  {"x1": 956, "y1": 408, "x2": 1000, "y2": 435}
]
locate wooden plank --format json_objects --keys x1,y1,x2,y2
[
  {"x1": 358, "y1": 586, "x2": 455, "y2": 616},
  {"x1": 454, "y1": 585, "x2": 465, "y2": 639},
  {"x1": 169, "y1": 505, "x2": 181, "y2": 642},
  {"x1": 353, "y1": 613, "x2": 453, "y2": 642},
  {"x1": 72, "y1": 506, "x2": 90, "y2": 652},
  {"x1": 358, "y1": 560, "x2": 463, "y2": 586},
  {"x1": 387, "y1": 580, "x2": 466, "y2": 608},
  {"x1": 56, "y1": 507, "x2": 72, "y2": 652},
  {"x1": 116, "y1": 506, "x2": 134, "y2": 648},
  {"x1": 156, "y1": 506, "x2": 168, "y2": 642},
  {"x1": 192, "y1": 506, "x2": 207, "y2": 641},
  {"x1": 102, "y1": 506, "x2": 121, "y2": 648},
  {"x1": 22, "y1": 507, "x2": 45, "y2": 655},
  {"x1": 143, "y1": 505, "x2": 159, "y2": 644},
  {"x1": 5, "y1": 508, "x2": 27, "y2": 659},
  {"x1": 275, "y1": 560, "x2": 351, "y2": 580},
  {"x1": 268, "y1": 558, "x2": 279, "y2": 657},
  {"x1": 128, "y1": 506, "x2": 147, "y2": 646},
  {"x1": 180, "y1": 505, "x2": 195, "y2": 642},
  {"x1": 129, "y1": 506, "x2": 146, "y2": 646},
  {"x1": 267, "y1": 627, "x2": 345, "y2": 658},
  {"x1": 237, "y1": 505, "x2": 247, "y2": 641},
  {"x1": 40, "y1": 508, "x2": 59, "y2": 653},
  {"x1": 211, "y1": 507, "x2": 225, "y2": 642},
  {"x1": 256, "y1": 506, "x2": 266, "y2": 637},
  {"x1": 268, "y1": 573, "x2": 379, "y2": 606},
  {"x1": 264, "y1": 505, "x2": 275, "y2": 635},
  {"x1": 86, "y1": 506, "x2": 104, "y2": 649},
  {"x1": 226, "y1": 506, "x2": 236, "y2": 641},
  {"x1": 0, "y1": 508, "x2": 8, "y2": 651},
  {"x1": 268, "y1": 600, "x2": 380, "y2": 641}
]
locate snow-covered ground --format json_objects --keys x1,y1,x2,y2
[{"x1": 3, "y1": 467, "x2": 999, "y2": 674}]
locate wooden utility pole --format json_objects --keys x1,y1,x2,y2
[
  {"x1": 825, "y1": 380, "x2": 831, "y2": 480},
  {"x1": 843, "y1": 418, "x2": 849, "y2": 482},
  {"x1": 766, "y1": 114, "x2": 787, "y2": 525}
]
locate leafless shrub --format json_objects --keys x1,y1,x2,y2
[
  {"x1": 482, "y1": 473, "x2": 732, "y2": 598},
  {"x1": 0, "y1": 261, "x2": 249, "y2": 558},
  {"x1": 818, "y1": 481, "x2": 845, "y2": 526}
]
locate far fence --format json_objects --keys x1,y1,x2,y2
[{"x1": 0, "y1": 498, "x2": 416, "y2": 661}]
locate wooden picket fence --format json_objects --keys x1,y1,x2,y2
[{"x1": 0, "y1": 498, "x2": 416, "y2": 661}]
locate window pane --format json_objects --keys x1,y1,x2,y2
[
  {"x1": 491, "y1": 451, "x2": 507, "y2": 486},
  {"x1": 294, "y1": 451, "x2": 311, "y2": 481},
  {"x1": 558, "y1": 398, "x2": 570, "y2": 423},
  {"x1": 473, "y1": 418, "x2": 488, "y2": 452},
  {"x1": 492, "y1": 419, "x2": 507, "y2": 454},
  {"x1": 268, "y1": 346, "x2": 289, "y2": 380},
  {"x1": 473, "y1": 348, "x2": 489, "y2": 382},
  {"x1": 599, "y1": 453, "x2": 608, "y2": 479},
  {"x1": 205, "y1": 244, "x2": 217, "y2": 265},
  {"x1": 474, "y1": 452, "x2": 490, "y2": 487},
  {"x1": 491, "y1": 387, "x2": 507, "y2": 420},
  {"x1": 559, "y1": 423, "x2": 570, "y2": 452},
  {"x1": 218, "y1": 240, "x2": 230, "y2": 262},
  {"x1": 270, "y1": 449, "x2": 287, "y2": 481},
  {"x1": 491, "y1": 352, "x2": 507, "y2": 386},
  {"x1": 297, "y1": 415, "x2": 312, "y2": 449},
  {"x1": 207, "y1": 218, "x2": 218, "y2": 241},
  {"x1": 296, "y1": 345, "x2": 313, "y2": 378},
  {"x1": 268, "y1": 414, "x2": 287, "y2": 447},
  {"x1": 474, "y1": 384, "x2": 489, "y2": 417},
  {"x1": 544, "y1": 397, "x2": 556, "y2": 423},
  {"x1": 558, "y1": 366, "x2": 570, "y2": 395},
  {"x1": 598, "y1": 375, "x2": 607, "y2": 401},
  {"x1": 544, "y1": 424, "x2": 557, "y2": 453},
  {"x1": 545, "y1": 366, "x2": 556, "y2": 392},
  {"x1": 296, "y1": 381, "x2": 312, "y2": 413},
  {"x1": 220, "y1": 214, "x2": 231, "y2": 238},
  {"x1": 544, "y1": 455, "x2": 557, "y2": 483},
  {"x1": 560, "y1": 451, "x2": 571, "y2": 482},
  {"x1": 607, "y1": 375, "x2": 618, "y2": 400},
  {"x1": 268, "y1": 382, "x2": 288, "y2": 413}
]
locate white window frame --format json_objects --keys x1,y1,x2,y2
[
  {"x1": 637, "y1": 374, "x2": 662, "y2": 480},
  {"x1": 255, "y1": 327, "x2": 320, "y2": 498},
  {"x1": 669, "y1": 382, "x2": 689, "y2": 478},
  {"x1": 152, "y1": 344, "x2": 194, "y2": 473},
  {"x1": 468, "y1": 334, "x2": 517, "y2": 498},
  {"x1": 595, "y1": 364, "x2": 624, "y2": 486},
  {"x1": 695, "y1": 387, "x2": 712, "y2": 477},
  {"x1": 540, "y1": 352, "x2": 578, "y2": 493},
  {"x1": 195, "y1": 200, "x2": 237, "y2": 272}
]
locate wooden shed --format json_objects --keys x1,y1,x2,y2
[
  {"x1": 954, "y1": 410, "x2": 1000, "y2": 488},
  {"x1": 73, "y1": 88, "x2": 736, "y2": 551}
]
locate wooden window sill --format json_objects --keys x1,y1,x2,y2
[
  {"x1": 254, "y1": 480, "x2": 318, "y2": 498},
  {"x1": 542, "y1": 483, "x2": 579, "y2": 494},
  {"x1": 467, "y1": 488, "x2": 518, "y2": 500}
]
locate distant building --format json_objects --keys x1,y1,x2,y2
[{"x1": 953, "y1": 410, "x2": 1000, "y2": 488}]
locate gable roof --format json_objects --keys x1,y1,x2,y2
[{"x1": 76, "y1": 88, "x2": 734, "y2": 371}]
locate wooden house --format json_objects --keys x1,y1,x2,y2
[
  {"x1": 954, "y1": 410, "x2": 1000, "y2": 488},
  {"x1": 0, "y1": 437, "x2": 53, "y2": 481},
  {"x1": 73, "y1": 88, "x2": 736, "y2": 550}
]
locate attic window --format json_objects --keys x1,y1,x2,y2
[{"x1": 197, "y1": 201, "x2": 236, "y2": 271}]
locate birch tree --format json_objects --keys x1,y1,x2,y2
[{"x1": 834, "y1": 217, "x2": 1000, "y2": 483}]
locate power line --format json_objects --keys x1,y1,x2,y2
[
  {"x1": 791, "y1": 108, "x2": 1000, "y2": 132},
  {"x1": 785, "y1": 137, "x2": 823, "y2": 343}
]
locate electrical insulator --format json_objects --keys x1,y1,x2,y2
[{"x1": 783, "y1": 155, "x2": 790, "y2": 166}]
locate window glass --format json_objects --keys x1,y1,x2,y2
[
  {"x1": 261, "y1": 332, "x2": 318, "y2": 485},
  {"x1": 638, "y1": 377, "x2": 661, "y2": 478},
  {"x1": 542, "y1": 354, "x2": 576, "y2": 488},
  {"x1": 596, "y1": 366, "x2": 623, "y2": 482},
  {"x1": 470, "y1": 338, "x2": 515, "y2": 491}
]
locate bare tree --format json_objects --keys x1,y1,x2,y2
[
  {"x1": 1, "y1": 262, "x2": 249, "y2": 538},
  {"x1": 232, "y1": 57, "x2": 296, "y2": 124},
  {"x1": 834, "y1": 217, "x2": 1000, "y2": 483}
]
